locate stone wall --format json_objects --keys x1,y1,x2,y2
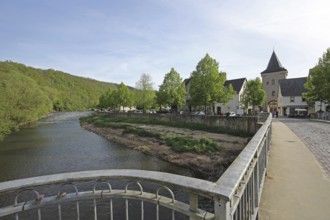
[{"x1": 103, "y1": 113, "x2": 260, "y2": 134}]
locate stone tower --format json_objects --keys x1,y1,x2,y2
[{"x1": 261, "y1": 51, "x2": 288, "y2": 112}]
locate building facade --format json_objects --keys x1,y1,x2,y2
[
  {"x1": 277, "y1": 77, "x2": 308, "y2": 116},
  {"x1": 214, "y1": 78, "x2": 248, "y2": 115}
]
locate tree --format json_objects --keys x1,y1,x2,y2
[
  {"x1": 0, "y1": 61, "x2": 115, "y2": 139},
  {"x1": 0, "y1": 69, "x2": 52, "y2": 140},
  {"x1": 156, "y1": 68, "x2": 186, "y2": 110},
  {"x1": 304, "y1": 48, "x2": 330, "y2": 104},
  {"x1": 135, "y1": 73, "x2": 155, "y2": 111},
  {"x1": 189, "y1": 54, "x2": 234, "y2": 112},
  {"x1": 98, "y1": 89, "x2": 117, "y2": 109},
  {"x1": 241, "y1": 77, "x2": 266, "y2": 114},
  {"x1": 98, "y1": 90, "x2": 110, "y2": 108},
  {"x1": 155, "y1": 90, "x2": 167, "y2": 110},
  {"x1": 113, "y1": 82, "x2": 133, "y2": 111},
  {"x1": 98, "y1": 83, "x2": 133, "y2": 111}
]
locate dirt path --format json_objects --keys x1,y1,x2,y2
[{"x1": 82, "y1": 123, "x2": 249, "y2": 180}]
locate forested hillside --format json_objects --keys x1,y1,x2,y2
[{"x1": 0, "y1": 61, "x2": 117, "y2": 140}]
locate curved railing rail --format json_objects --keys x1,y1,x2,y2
[{"x1": 0, "y1": 114, "x2": 272, "y2": 220}]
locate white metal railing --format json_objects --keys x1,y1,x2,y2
[
  {"x1": 257, "y1": 112, "x2": 269, "y2": 123},
  {"x1": 0, "y1": 114, "x2": 272, "y2": 220}
]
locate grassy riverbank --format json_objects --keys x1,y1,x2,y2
[{"x1": 81, "y1": 115, "x2": 220, "y2": 154}]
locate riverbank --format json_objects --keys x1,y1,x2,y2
[{"x1": 82, "y1": 122, "x2": 249, "y2": 180}]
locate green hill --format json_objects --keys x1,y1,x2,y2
[{"x1": 0, "y1": 61, "x2": 117, "y2": 140}]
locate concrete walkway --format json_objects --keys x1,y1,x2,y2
[{"x1": 259, "y1": 121, "x2": 330, "y2": 220}]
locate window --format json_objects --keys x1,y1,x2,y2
[
  {"x1": 290, "y1": 96, "x2": 295, "y2": 102},
  {"x1": 266, "y1": 81, "x2": 269, "y2": 85},
  {"x1": 272, "y1": 91, "x2": 275, "y2": 96},
  {"x1": 271, "y1": 79, "x2": 275, "y2": 85},
  {"x1": 302, "y1": 97, "x2": 306, "y2": 102}
]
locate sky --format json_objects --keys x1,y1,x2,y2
[{"x1": 1, "y1": 0, "x2": 330, "y2": 88}]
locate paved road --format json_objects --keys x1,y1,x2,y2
[{"x1": 276, "y1": 117, "x2": 330, "y2": 177}]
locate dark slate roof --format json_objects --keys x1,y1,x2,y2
[
  {"x1": 225, "y1": 78, "x2": 246, "y2": 93},
  {"x1": 184, "y1": 78, "x2": 190, "y2": 85},
  {"x1": 261, "y1": 51, "x2": 287, "y2": 74},
  {"x1": 279, "y1": 77, "x2": 307, "y2": 96}
]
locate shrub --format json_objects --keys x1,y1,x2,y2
[
  {"x1": 140, "y1": 146, "x2": 151, "y2": 155},
  {"x1": 162, "y1": 135, "x2": 217, "y2": 154}
]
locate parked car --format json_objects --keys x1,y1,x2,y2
[
  {"x1": 290, "y1": 108, "x2": 308, "y2": 118},
  {"x1": 228, "y1": 112, "x2": 236, "y2": 117},
  {"x1": 197, "y1": 111, "x2": 205, "y2": 115},
  {"x1": 145, "y1": 110, "x2": 156, "y2": 114},
  {"x1": 133, "y1": 110, "x2": 143, "y2": 114},
  {"x1": 192, "y1": 111, "x2": 205, "y2": 115}
]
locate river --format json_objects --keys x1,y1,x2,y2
[{"x1": 0, "y1": 112, "x2": 192, "y2": 182}]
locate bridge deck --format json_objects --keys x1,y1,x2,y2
[{"x1": 259, "y1": 120, "x2": 330, "y2": 220}]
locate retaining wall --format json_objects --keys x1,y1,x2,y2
[{"x1": 100, "y1": 113, "x2": 260, "y2": 134}]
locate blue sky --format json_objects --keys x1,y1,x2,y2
[{"x1": 1, "y1": 0, "x2": 329, "y2": 88}]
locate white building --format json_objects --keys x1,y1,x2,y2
[
  {"x1": 214, "y1": 78, "x2": 248, "y2": 115},
  {"x1": 277, "y1": 77, "x2": 308, "y2": 116}
]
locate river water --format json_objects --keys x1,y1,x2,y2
[{"x1": 0, "y1": 112, "x2": 191, "y2": 182}]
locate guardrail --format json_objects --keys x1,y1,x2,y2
[{"x1": 0, "y1": 114, "x2": 272, "y2": 220}]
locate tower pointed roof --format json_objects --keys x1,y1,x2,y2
[{"x1": 261, "y1": 50, "x2": 287, "y2": 74}]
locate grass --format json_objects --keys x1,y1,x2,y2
[
  {"x1": 162, "y1": 135, "x2": 218, "y2": 153},
  {"x1": 122, "y1": 126, "x2": 161, "y2": 138}
]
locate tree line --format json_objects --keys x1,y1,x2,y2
[
  {"x1": 0, "y1": 61, "x2": 116, "y2": 140},
  {"x1": 98, "y1": 54, "x2": 266, "y2": 114},
  {"x1": 98, "y1": 54, "x2": 237, "y2": 113}
]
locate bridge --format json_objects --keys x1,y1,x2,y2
[{"x1": 0, "y1": 114, "x2": 272, "y2": 220}]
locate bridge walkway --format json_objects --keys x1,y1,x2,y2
[{"x1": 259, "y1": 120, "x2": 330, "y2": 220}]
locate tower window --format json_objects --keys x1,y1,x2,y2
[
  {"x1": 271, "y1": 79, "x2": 275, "y2": 85},
  {"x1": 272, "y1": 91, "x2": 275, "y2": 96}
]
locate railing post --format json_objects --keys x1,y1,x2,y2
[
  {"x1": 255, "y1": 158, "x2": 260, "y2": 210},
  {"x1": 214, "y1": 199, "x2": 231, "y2": 220},
  {"x1": 189, "y1": 193, "x2": 198, "y2": 220}
]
